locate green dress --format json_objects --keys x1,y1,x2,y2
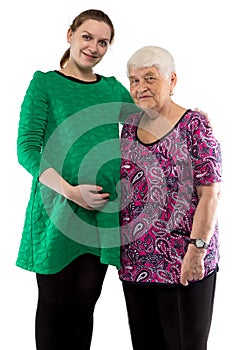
[{"x1": 16, "y1": 70, "x2": 135, "y2": 274}]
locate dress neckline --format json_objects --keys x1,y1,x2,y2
[{"x1": 54, "y1": 70, "x2": 101, "y2": 84}]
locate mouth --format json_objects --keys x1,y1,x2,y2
[
  {"x1": 82, "y1": 51, "x2": 98, "y2": 59},
  {"x1": 138, "y1": 95, "x2": 153, "y2": 100}
]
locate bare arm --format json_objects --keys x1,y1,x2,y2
[
  {"x1": 180, "y1": 182, "x2": 221, "y2": 286},
  {"x1": 39, "y1": 168, "x2": 110, "y2": 210}
]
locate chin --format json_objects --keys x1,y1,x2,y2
[{"x1": 138, "y1": 104, "x2": 154, "y2": 111}]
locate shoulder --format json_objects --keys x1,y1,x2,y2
[
  {"x1": 122, "y1": 112, "x2": 141, "y2": 133},
  {"x1": 26, "y1": 71, "x2": 63, "y2": 94},
  {"x1": 125, "y1": 112, "x2": 141, "y2": 123},
  {"x1": 100, "y1": 75, "x2": 129, "y2": 89},
  {"x1": 99, "y1": 75, "x2": 133, "y2": 103},
  {"x1": 31, "y1": 70, "x2": 54, "y2": 79},
  {"x1": 30, "y1": 70, "x2": 58, "y2": 84},
  {"x1": 182, "y1": 109, "x2": 210, "y2": 127},
  {"x1": 178, "y1": 109, "x2": 213, "y2": 136},
  {"x1": 181, "y1": 110, "x2": 221, "y2": 151},
  {"x1": 28, "y1": 70, "x2": 51, "y2": 87},
  {"x1": 23, "y1": 71, "x2": 57, "y2": 102},
  {"x1": 182, "y1": 109, "x2": 207, "y2": 122},
  {"x1": 100, "y1": 75, "x2": 119, "y2": 83}
]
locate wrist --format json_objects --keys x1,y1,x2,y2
[
  {"x1": 189, "y1": 238, "x2": 209, "y2": 250},
  {"x1": 187, "y1": 243, "x2": 206, "y2": 255},
  {"x1": 62, "y1": 182, "x2": 75, "y2": 200}
]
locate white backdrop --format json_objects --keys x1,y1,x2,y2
[{"x1": 1, "y1": 0, "x2": 232, "y2": 349}]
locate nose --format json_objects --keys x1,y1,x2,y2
[
  {"x1": 88, "y1": 40, "x2": 98, "y2": 53},
  {"x1": 136, "y1": 82, "x2": 149, "y2": 97}
]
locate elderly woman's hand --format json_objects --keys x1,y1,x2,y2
[{"x1": 180, "y1": 245, "x2": 206, "y2": 286}]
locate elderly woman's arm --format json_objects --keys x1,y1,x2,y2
[{"x1": 180, "y1": 182, "x2": 221, "y2": 286}]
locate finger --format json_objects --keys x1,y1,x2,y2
[
  {"x1": 88, "y1": 185, "x2": 103, "y2": 192},
  {"x1": 91, "y1": 202, "x2": 107, "y2": 209},
  {"x1": 196, "y1": 271, "x2": 205, "y2": 281},
  {"x1": 180, "y1": 273, "x2": 189, "y2": 286},
  {"x1": 81, "y1": 203, "x2": 95, "y2": 210},
  {"x1": 99, "y1": 193, "x2": 110, "y2": 200},
  {"x1": 181, "y1": 279, "x2": 189, "y2": 286},
  {"x1": 89, "y1": 197, "x2": 109, "y2": 208},
  {"x1": 85, "y1": 206, "x2": 95, "y2": 211},
  {"x1": 91, "y1": 192, "x2": 110, "y2": 201}
]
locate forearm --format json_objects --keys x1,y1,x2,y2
[
  {"x1": 180, "y1": 183, "x2": 221, "y2": 285},
  {"x1": 190, "y1": 184, "x2": 221, "y2": 243},
  {"x1": 39, "y1": 168, "x2": 73, "y2": 199},
  {"x1": 39, "y1": 168, "x2": 110, "y2": 210}
]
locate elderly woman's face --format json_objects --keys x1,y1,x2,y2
[{"x1": 128, "y1": 65, "x2": 175, "y2": 112}]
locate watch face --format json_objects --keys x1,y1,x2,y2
[{"x1": 196, "y1": 239, "x2": 204, "y2": 248}]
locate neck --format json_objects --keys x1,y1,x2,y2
[
  {"x1": 60, "y1": 63, "x2": 96, "y2": 82},
  {"x1": 138, "y1": 101, "x2": 186, "y2": 143},
  {"x1": 142, "y1": 101, "x2": 186, "y2": 124}
]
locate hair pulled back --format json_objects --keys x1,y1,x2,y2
[{"x1": 60, "y1": 9, "x2": 115, "y2": 68}]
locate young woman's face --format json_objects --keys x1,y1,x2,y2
[{"x1": 67, "y1": 19, "x2": 111, "y2": 70}]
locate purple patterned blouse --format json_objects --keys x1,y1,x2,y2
[{"x1": 118, "y1": 109, "x2": 222, "y2": 284}]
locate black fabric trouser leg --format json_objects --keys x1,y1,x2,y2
[
  {"x1": 35, "y1": 253, "x2": 108, "y2": 350},
  {"x1": 123, "y1": 272, "x2": 217, "y2": 350}
]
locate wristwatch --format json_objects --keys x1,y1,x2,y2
[{"x1": 189, "y1": 238, "x2": 208, "y2": 249}]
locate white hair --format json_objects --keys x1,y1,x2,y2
[{"x1": 127, "y1": 46, "x2": 176, "y2": 78}]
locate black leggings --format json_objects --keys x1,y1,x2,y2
[
  {"x1": 35, "y1": 254, "x2": 108, "y2": 350},
  {"x1": 123, "y1": 272, "x2": 217, "y2": 350}
]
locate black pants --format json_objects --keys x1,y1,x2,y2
[
  {"x1": 35, "y1": 254, "x2": 108, "y2": 350},
  {"x1": 123, "y1": 272, "x2": 217, "y2": 350}
]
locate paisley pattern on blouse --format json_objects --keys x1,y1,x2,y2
[{"x1": 118, "y1": 110, "x2": 222, "y2": 284}]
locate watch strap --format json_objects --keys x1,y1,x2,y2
[{"x1": 189, "y1": 238, "x2": 208, "y2": 249}]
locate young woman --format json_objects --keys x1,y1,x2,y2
[{"x1": 16, "y1": 9, "x2": 133, "y2": 350}]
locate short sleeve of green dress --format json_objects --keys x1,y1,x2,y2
[{"x1": 16, "y1": 70, "x2": 135, "y2": 274}]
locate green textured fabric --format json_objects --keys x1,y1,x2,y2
[{"x1": 16, "y1": 70, "x2": 134, "y2": 274}]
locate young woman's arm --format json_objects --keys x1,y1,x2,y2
[{"x1": 39, "y1": 168, "x2": 109, "y2": 210}]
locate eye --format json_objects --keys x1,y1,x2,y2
[
  {"x1": 129, "y1": 78, "x2": 139, "y2": 86},
  {"x1": 145, "y1": 76, "x2": 157, "y2": 83},
  {"x1": 98, "y1": 40, "x2": 108, "y2": 48},
  {"x1": 82, "y1": 34, "x2": 91, "y2": 41}
]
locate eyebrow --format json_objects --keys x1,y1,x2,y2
[
  {"x1": 81, "y1": 31, "x2": 110, "y2": 42},
  {"x1": 144, "y1": 70, "x2": 159, "y2": 76},
  {"x1": 129, "y1": 71, "x2": 159, "y2": 79}
]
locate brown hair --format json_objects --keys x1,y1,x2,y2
[{"x1": 60, "y1": 9, "x2": 115, "y2": 68}]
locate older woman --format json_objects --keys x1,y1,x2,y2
[{"x1": 119, "y1": 46, "x2": 222, "y2": 350}]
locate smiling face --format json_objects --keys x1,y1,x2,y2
[
  {"x1": 67, "y1": 19, "x2": 111, "y2": 71},
  {"x1": 129, "y1": 65, "x2": 177, "y2": 114}
]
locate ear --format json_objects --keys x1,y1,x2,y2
[
  {"x1": 67, "y1": 28, "x2": 73, "y2": 44},
  {"x1": 170, "y1": 72, "x2": 177, "y2": 89}
]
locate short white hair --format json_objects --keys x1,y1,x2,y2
[{"x1": 127, "y1": 46, "x2": 176, "y2": 78}]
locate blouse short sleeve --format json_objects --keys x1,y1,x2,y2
[{"x1": 187, "y1": 111, "x2": 222, "y2": 186}]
